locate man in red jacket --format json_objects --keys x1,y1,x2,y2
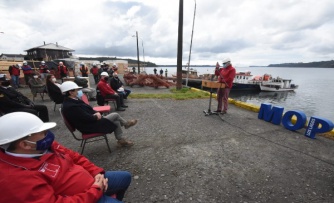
[
  {"x1": 214, "y1": 58, "x2": 236, "y2": 114},
  {"x1": 97, "y1": 72, "x2": 127, "y2": 111},
  {"x1": 58, "y1": 61, "x2": 68, "y2": 80},
  {"x1": 0, "y1": 112, "x2": 132, "y2": 203}
]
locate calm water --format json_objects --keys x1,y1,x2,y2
[{"x1": 145, "y1": 66, "x2": 334, "y2": 122}]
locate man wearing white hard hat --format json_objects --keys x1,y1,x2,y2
[
  {"x1": 21, "y1": 61, "x2": 33, "y2": 85},
  {"x1": 97, "y1": 72, "x2": 127, "y2": 111},
  {"x1": 61, "y1": 81, "x2": 137, "y2": 147},
  {"x1": 0, "y1": 112, "x2": 132, "y2": 202},
  {"x1": 214, "y1": 58, "x2": 236, "y2": 114},
  {"x1": 39, "y1": 61, "x2": 50, "y2": 79}
]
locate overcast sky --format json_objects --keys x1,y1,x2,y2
[{"x1": 1, "y1": 0, "x2": 334, "y2": 66}]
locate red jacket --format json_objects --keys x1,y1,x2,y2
[
  {"x1": 90, "y1": 67, "x2": 99, "y2": 75},
  {"x1": 39, "y1": 65, "x2": 49, "y2": 73},
  {"x1": 214, "y1": 65, "x2": 236, "y2": 88},
  {"x1": 0, "y1": 141, "x2": 104, "y2": 203},
  {"x1": 58, "y1": 65, "x2": 68, "y2": 75},
  {"x1": 22, "y1": 65, "x2": 33, "y2": 75},
  {"x1": 97, "y1": 79, "x2": 116, "y2": 97},
  {"x1": 10, "y1": 66, "x2": 20, "y2": 76}
]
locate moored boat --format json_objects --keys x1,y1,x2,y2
[
  {"x1": 260, "y1": 77, "x2": 298, "y2": 92},
  {"x1": 232, "y1": 72, "x2": 272, "y2": 91}
]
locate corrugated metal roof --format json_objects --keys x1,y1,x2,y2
[{"x1": 24, "y1": 43, "x2": 75, "y2": 51}]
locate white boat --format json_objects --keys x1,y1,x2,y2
[
  {"x1": 232, "y1": 72, "x2": 272, "y2": 91},
  {"x1": 260, "y1": 77, "x2": 298, "y2": 92}
]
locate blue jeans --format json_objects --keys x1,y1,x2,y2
[
  {"x1": 118, "y1": 89, "x2": 131, "y2": 99},
  {"x1": 11, "y1": 75, "x2": 19, "y2": 88},
  {"x1": 97, "y1": 171, "x2": 132, "y2": 203}
]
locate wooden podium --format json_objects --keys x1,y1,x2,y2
[
  {"x1": 202, "y1": 80, "x2": 225, "y2": 116},
  {"x1": 202, "y1": 80, "x2": 225, "y2": 89}
]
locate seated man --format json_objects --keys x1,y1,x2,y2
[
  {"x1": 110, "y1": 72, "x2": 131, "y2": 99},
  {"x1": 0, "y1": 75, "x2": 49, "y2": 122},
  {"x1": 61, "y1": 81, "x2": 137, "y2": 147},
  {"x1": 74, "y1": 76, "x2": 96, "y2": 101},
  {"x1": 0, "y1": 112, "x2": 132, "y2": 202},
  {"x1": 97, "y1": 72, "x2": 127, "y2": 111},
  {"x1": 46, "y1": 74, "x2": 64, "y2": 103},
  {"x1": 28, "y1": 74, "x2": 47, "y2": 97}
]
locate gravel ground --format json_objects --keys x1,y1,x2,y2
[{"x1": 17, "y1": 75, "x2": 334, "y2": 203}]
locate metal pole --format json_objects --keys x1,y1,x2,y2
[
  {"x1": 186, "y1": 0, "x2": 196, "y2": 87},
  {"x1": 142, "y1": 39, "x2": 145, "y2": 67},
  {"x1": 136, "y1": 31, "x2": 140, "y2": 74},
  {"x1": 176, "y1": 0, "x2": 183, "y2": 90}
]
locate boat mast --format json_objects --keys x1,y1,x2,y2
[{"x1": 185, "y1": 0, "x2": 196, "y2": 87}]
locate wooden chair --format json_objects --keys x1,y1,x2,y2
[
  {"x1": 59, "y1": 108, "x2": 112, "y2": 154},
  {"x1": 81, "y1": 94, "x2": 111, "y2": 115}
]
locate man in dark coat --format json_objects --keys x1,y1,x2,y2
[
  {"x1": 109, "y1": 73, "x2": 131, "y2": 99},
  {"x1": 0, "y1": 75, "x2": 49, "y2": 122},
  {"x1": 61, "y1": 81, "x2": 137, "y2": 147}
]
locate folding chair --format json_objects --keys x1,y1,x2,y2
[
  {"x1": 59, "y1": 108, "x2": 112, "y2": 154},
  {"x1": 81, "y1": 94, "x2": 111, "y2": 115}
]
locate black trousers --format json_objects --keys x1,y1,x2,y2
[
  {"x1": 105, "y1": 94, "x2": 125, "y2": 109},
  {"x1": 7, "y1": 105, "x2": 49, "y2": 122}
]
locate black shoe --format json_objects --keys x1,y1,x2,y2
[
  {"x1": 122, "y1": 105, "x2": 128, "y2": 108},
  {"x1": 116, "y1": 108, "x2": 126, "y2": 111},
  {"x1": 89, "y1": 97, "x2": 97, "y2": 101}
]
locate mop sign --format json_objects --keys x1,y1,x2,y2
[{"x1": 258, "y1": 103, "x2": 334, "y2": 139}]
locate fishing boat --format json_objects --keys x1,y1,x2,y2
[
  {"x1": 260, "y1": 77, "x2": 298, "y2": 92},
  {"x1": 232, "y1": 72, "x2": 272, "y2": 91}
]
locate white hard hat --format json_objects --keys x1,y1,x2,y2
[
  {"x1": 101, "y1": 72, "x2": 109, "y2": 76},
  {"x1": 92, "y1": 63, "x2": 97, "y2": 66},
  {"x1": 80, "y1": 62, "x2": 84, "y2": 66},
  {"x1": 112, "y1": 63, "x2": 117, "y2": 67},
  {"x1": 23, "y1": 61, "x2": 27, "y2": 65},
  {"x1": 60, "y1": 81, "x2": 82, "y2": 93},
  {"x1": 41, "y1": 61, "x2": 45, "y2": 64},
  {"x1": 59, "y1": 61, "x2": 63, "y2": 65},
  {"x1": 222, "y1": 58, "x2": 231, "y2": 64},
  {"x1": 0, "y1": 112, "x2": 56, "y2": 145}
]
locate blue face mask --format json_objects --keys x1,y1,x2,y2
[
  {"x1": 77, "y1": 90, "x2": 83, "y2": 98},
  {"x1": 223, "y1": 63, "x2": 229, "y2": 68},
  {"x1": 25, "y1": 130, "x2": 55, "y2": 151}
]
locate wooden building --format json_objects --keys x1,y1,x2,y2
[
  {"x1": 24, "y1": 42, "x2": 75, "y2": 61},
  {"x1": 0, "y1": 54, "x2": 25, "y2": 61}
]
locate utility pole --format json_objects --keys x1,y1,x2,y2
[
  {"x1": 136, "y1": 31, "x2": 140, "y2": 74},
  {"x1": 186, "y1": 0, "x2": 196, "y2": 87},
  {"x1": 176, "y1": 0, "x2": 183, "y2": 90}
]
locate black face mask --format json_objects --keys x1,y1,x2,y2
[{"x1": 104, "y1": 77, "x2": 109, "y2": 81}]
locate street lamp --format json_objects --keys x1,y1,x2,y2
[{"x1": 131, "y1": 31, "x2": 141, "y2": 74}]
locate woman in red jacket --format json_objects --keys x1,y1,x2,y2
[
  {"x1": 0, "y1": 112, "x2": 132, "y2": 203},
  {"x1": 214, "y1": 58, "x2": 236, "y2": 114}
]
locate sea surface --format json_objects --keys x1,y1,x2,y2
[{"x1": 144, "y1": 66, "x2": 334, "y2": 122}]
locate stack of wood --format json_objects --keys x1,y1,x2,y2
[{"x1": 123, "y1": 73, "x2": 175, "y2": 88}]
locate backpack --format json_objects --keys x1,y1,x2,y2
[{"x1": 96, "y1": 87, "x2": 105, "y2": 106}]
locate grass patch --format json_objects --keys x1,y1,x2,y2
[{"x1": 129, "y1": 87, "x2": 210, "y2": 100}]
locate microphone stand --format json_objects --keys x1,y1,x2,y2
[{"x1": 203, "y1": 74, "x2": 219, "y2": 116}]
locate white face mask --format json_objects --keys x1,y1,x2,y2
[
  {"x1": 52, "y1": 78, "x2": 57, "y2": 82},
  {"x1": 33, "y1": 75, "x2": 38, "y2": 79}
]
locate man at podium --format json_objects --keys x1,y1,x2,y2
[{"x1": 214, "y1": 58, "x2": 236, "y2": 114}]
